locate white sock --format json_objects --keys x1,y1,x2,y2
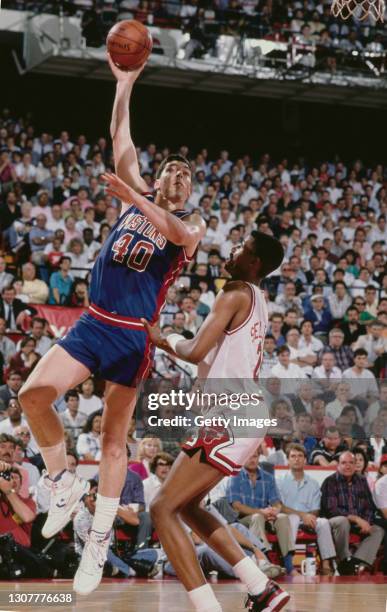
[
  {"x1": 233, "y1": 556, "x2": 268, "y2": 595},
  {"x1": 91, "y1": 494, "x2": 120, "y2": 534},
  {"x1": 40, "y1": 441, "x2": 68, "y2": 479},
  {"x1": 188, "y1": 584, "x2": 222, "y2": 611}
]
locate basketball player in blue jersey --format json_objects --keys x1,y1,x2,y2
[{"x1": 18, "y1": 56, "x2": 206, "y2": 595}]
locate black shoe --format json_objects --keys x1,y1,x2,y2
[
  {"x1": 337, "y1": 557, "x2": 360, "y2": 576},
  {"x1": 245, "y1": 580, "x2": 290, "y2": 611}
]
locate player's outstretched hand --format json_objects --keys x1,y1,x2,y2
[
  {"x1": 141, "y1": 318, "x2": 164, "y2": 348},
  {"x1": 102, "y1": 172, "x2": 134, "y2": 202},
  {"x1": 107, "y1": 53, "x2": 145, "y2": 84}
]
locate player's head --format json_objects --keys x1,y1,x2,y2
[
  {"x1": 154, "y1": 154, "x2": 192, "y2": 206},
  {"x1": 225, "y1": 231, "x2": 284, "y2": 282}
]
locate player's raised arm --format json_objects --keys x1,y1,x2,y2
[
  {"x1": 108, "y1": 55, "x2": 148, "y2": 196},
  {"x1": 141, "y1": 283, "x2": 251, "y2": 364},
  {"x1": 102, "y1": 172, "x2": 206, "y2": 251}
]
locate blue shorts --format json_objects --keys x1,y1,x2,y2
[{"x1": 58, "y1": 310, "x2": 153, "y2": 388}]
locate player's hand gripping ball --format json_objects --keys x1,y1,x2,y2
[{"x1": 107, "y1": 20, "x2": 153, "y2": 71}]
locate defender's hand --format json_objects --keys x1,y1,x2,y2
[{"x1": 141, "y1": 319, "x2": 165, "y2": 349}]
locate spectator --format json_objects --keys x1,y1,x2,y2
[
  {"x1": 69, "y1": 278, "x2": 90, "y2": 308},
  {"x1": 292, "y1": 413, "x2": 317, "y2": 460},
  {"x1": 342, "y1": 348, "x2": 379, "y2": 401},
  {"x1": 227, "y1": 449, "x2": 297, "y2": 575},
  {"x1": 76, "y1": 410, "x2": 102, "y2": 461},
  {"x1": 298, "y1": 319, "x2": 323, "y2": 354},
  {"x1": 9, "y1": 337, "x2": 40, "y2": 381},
  {"x1": 127, "y1": 418, "x2": 139, "y2": 461},
  {"x1": 0, "y1": 257, "x2": 14, "y2": 292},
  {"x1": 0, "y1": 399, "x2": 29, "y2": 436},
  {"x1": 77, "y1": 377, "x2": 103, "y2": 416},
  {"x1": 312, "y1": 351, "x2": 342, "y2": 384},
  {"x1": 49, "y1": 256, "x2": 73, "y2": 305},
  {"x1": 60, "y1": 389, "x2": 88, "y2": 440},
  {"x1": 0, "y1": 465, "x2": 36, "y2": 547},
  {"x1": 0, "y1": 370, "x2": 23, "y2": 413},
  {"x1": 286, "y1": 327, "x2": 317, "y2": 376},
  {"x1": 341, "y1": 306, "x2": 363, "y2": 345},
  {"x1": 20, "y1": 262, "x2": 49, "y2": 304},
  {"x1": 270, "y1": 345, "x2": 306, "y2": 394},
  {"x1": 260, "y1": 335, "x2": 278, "y2": 378},
  {"x1": 143, "y1": 452, "x2": 174, "y2": 510},
  {"x1": 130, "y1": 437, "x2": 163, "y2": 480},
  {"x1": 319, "y1": 328, "x2": 354, "y2": 372},
  {"x1": 304, "y1": 294, "x2": 332, "y2": 335},
  {"x1": 352, "y1": 321, "x2": 387, "y2": 366},
  {"x1": 321, "y1": 451, "x2": 384, "y2": 575},
  {"x1": 328, "y1": 281, "x2": 352, "y2": 322},
  {"x1": 373, "y1": 455, "x2": 387, "y2": 574},
  {"x1": 29, "y1": 214, "x2": 53, "y2": 266},
  {"x1": 310, "y1": 426, "x2": 347, "y2": 466},
  {"x1": 0, "y1": 285, "x2": 35, "y2": 331},
  {"x1": 279, "y1": 443, "x2": 337, "y2": 575},
  {"x1": 0, "y1": 316, "x2": 16, "y2": 364},
  {"x1": 310, "y1": 397, "x2": 336, "y2": 439},
  {"x1": 20, "y1": 317, "x2": 52, "y2": 357},
  {"x1": 13, "y1": 438, "x2": 40, "y2": 488}
]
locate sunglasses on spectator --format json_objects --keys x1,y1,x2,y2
[
  {"x1": 355, "y1": 301, "x2": 365, "y2": 305},
  {"x1": 156, "y1": 461, "x2": 171, "y2": 467},
  {"x1": 87, "y1": 493, "x2": 97, "y2": 500}
]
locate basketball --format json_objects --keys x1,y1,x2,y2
[{"x1": 107, "y1": 20, "x2": 153, "y2": 72}]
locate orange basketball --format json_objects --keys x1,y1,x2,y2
[{"x1": 107, "y1": 20, "x2": 153, "y2": 72}]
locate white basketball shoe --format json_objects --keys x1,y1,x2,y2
[
  {"x1": 73, "y1": 530, "x2": 111, "y2": 595},
  {"x1": 41, "y1": 469, "x2": 90, "y2": 539}
]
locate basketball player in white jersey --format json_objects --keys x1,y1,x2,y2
[{"x1": 142, "y1": 231, "x2": 289, "y2": 612}]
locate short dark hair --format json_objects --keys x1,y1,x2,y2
[
  {"x1": 251, "y1": 231, "x2": 284, "y2": 277},
  {"x1": 277, "y1": 345, "x2": 290, "y2": 355},
  {"x1": 286, "y1": 443, "x2": 307, "y2": 458},
  {"x1": 150, "y1": 451, "x2": 174, "y2": 473},
  {"x1": 0, "y1": 433, "x2": 17, "y2": 446},
  {"x1": 354, "y1": 348, "x2": 368, "y2": 358},
  {"x1": 64, "y1": 389, "x2": 79, "y2": 402},
  {"x1": 66, "y1": 450, "x2": 79, "y2": 465},
  {"x1": 156, "y1": 154, "x2": 191, "y2": 179}
]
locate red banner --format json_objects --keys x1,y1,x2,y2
[{"x1": 33, "y1": 305, "x2": 85, "y2": 338}]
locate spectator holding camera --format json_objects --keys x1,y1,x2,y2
[{"x1": 0, "y1": 466, "x2": 36, "y2": 547}]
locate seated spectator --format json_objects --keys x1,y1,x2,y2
[
  {"x1": 0, "y1": 370, "x2": 23, "y2": 414},
  {"x1": 0, "y1": 257, "x2": 14, "y2": 292},
  {"x1": 73, "y1": 479, "x2": 136, "y2": 578},
  {"x1": 65, "y1": 237, "x2": 91, "y2": 280},
  {"x1": 304, "y1": 294, "x2": 332, "y2": 335},
  {"x1": 325, "y1": 381, "x2": 362, "y2": 424},
  {"x1": 328, "y1": 281, "x2": 352, "y2": 322},
  {"x1": 17, "y1": 316, "x2": 52, "y2": 357},
  {"x1": 130, "y1": 437, "x2": 163, "y2": 480},
  {"x1": 353, "y1": 321, "x2": 387, "y2": 367},
  {"x1": 310, "y1": 426, "x2": 347, "y2": 466},
  {"x1": 13, "y1": 425, "x2": 42, "y2": 469},
  {"x1": 60, "y1": 389, "x2": 88, "y2": 440},
  {"x1": 0, "y1": 316, "x2": 16, "y2": 365},
  {"x1": 227, "y1": 449, "x2": 297, "y2": 575},
  {"x1": 76, "y1": 411, "x2": 102, "y2": 461},
  {"x1": 274, "y1": 282, "x2": 303, "y2": 319},
  {"x1": 260, "y1": 335, "x2": 278, "y2": 378},
  {"x1": 127, "y1": 418, "x2": 139, "y2": 460},
  {"x1": 341, "y1": 306, "x2": 363, "y2": 345},
  {"x1": 29, "y1": 214, "x2": 54, "y2": 266},
  {"x1": 339, "y1": 405, "x2": 366, "y2": 440},
  {"x1": 292, "y1": 413, "x2": 317, "y2": 461},
  {"x1": 310, "y1": 397, "x2": 335, "y2": 439},
  {"x1": 77, "y1": 377, "x2": 103, "y2": 416},
  {"x1": 369, "y1": 418, "x2": 387, "y2": 465},
  {"x1": 267, "y1": 313, "x2": 286, "y2": 347},
  {"x1": 8, "y1": 337, "x2": 40, "y2": 381},
  {"x1": 321, "y1": 451, "x2": 384, "y2": 575},
  {"x1": 69, "y1": 278, "x2": 90, "y2": 308},
  {"x1": 279, "y1": 443, "x2": 337, "y2": 575},
  {"x1": 286, "y1": 327, "x2": 317, "y2": 376},
  {"x1": 373, "y1": 455, "x2": 387, "y2": 574},
  {"x1": 13, "y1": 437, "x2": 40, "y2": 488},
  {"x1": 343, "y1": 348, "x2": 379, "y2": 401},
  {"x1": 319, "y1": 328, "x2": 353, "y2": 372},
  {"x1": 20, "y1": 262, "x2": 49, "y2": 304},
  {"x1": 0, "y1": 466, "x2": 38, "y2": 550},
  {"x1": 270, "y1": 399, "x2": 294, "y2": 435},
  {"x1": 288, "y1": 381, "x2": 315, "y2": 415},
  {"x1": 298, "y1": 319, "x2": 323, "y2": 354},
  {"x1": 0, "y1": 398, "x2": 29, "y2": 436},
  {"x1": 0, "y1": 285, "x2": 36, "y2": 332},
  {"x1": 143, "y1": 452, "x2": 174, "y2": 511},
  {"x1": 48, "y1": 256, "x2": 73, "y2": 305},
  {"x1": 312, "y1": 351, "x2": 342, "y2": 384},
  {"x1": 270, "y1": 345, "x2": 306, "y2": 394}
]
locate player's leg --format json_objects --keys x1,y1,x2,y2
[
  {"x1": 150, "y1": 451, "x2": 224, "y2": 611},
  {"x1": 19, "y1": 344, "x2": 92, "y2": 537},
  {"x1": 73, "y1": 381, "x2": 136, "y2": 595}
]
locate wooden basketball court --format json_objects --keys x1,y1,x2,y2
[{"x1": 0, "y1": 577, "x2": 386, "y2": 611}]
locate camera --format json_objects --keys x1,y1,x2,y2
[
  {"x1": 0, "y1": 534, "x2": 26, "y2": 579},
  {"x1": 0, "y1": 471, "x2": 11, "y2": 481}
]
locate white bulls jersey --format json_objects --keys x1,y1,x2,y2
[{"x1": 198, "y1": 282, "x2": 268, "y2": 380}]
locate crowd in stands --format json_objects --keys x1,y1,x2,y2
[
  {"x1": 3, "y1": 0, "x2": 386, "y2": 72},
  {"x1": 0, "y1": 106, "x2": 387, "y2": 578}
]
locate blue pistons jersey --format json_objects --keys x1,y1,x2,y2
[
  {"x1": 89, "y1": 196, "x2": 191, "y2": 322},
  {"x1": 58, "y1": 195, "x2": 192, "y2": 387}
]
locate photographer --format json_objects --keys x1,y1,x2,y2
[{"x1": 0, "y1": 466, "x2": 53, "y2": 578}]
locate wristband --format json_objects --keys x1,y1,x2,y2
[{"x1": 166, "y1": 333, "x2": 184, "y2": 353}]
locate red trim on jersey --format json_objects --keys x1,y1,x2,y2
[
  {"x1": 136, "y1": 334, "x2": 153, "y2": 382},
  {"x1": 182, "y1": 439, "x2": 242, "y2": 476},
  {"x1": 88, "y1": 304, "x2": 145, "y2": 330},
  {"x1": 225, "y1": 283, "x2": 256, "y2": 335},
  {"x1": 151, "y1": 249, "x2": 192, "y2": 324}
]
